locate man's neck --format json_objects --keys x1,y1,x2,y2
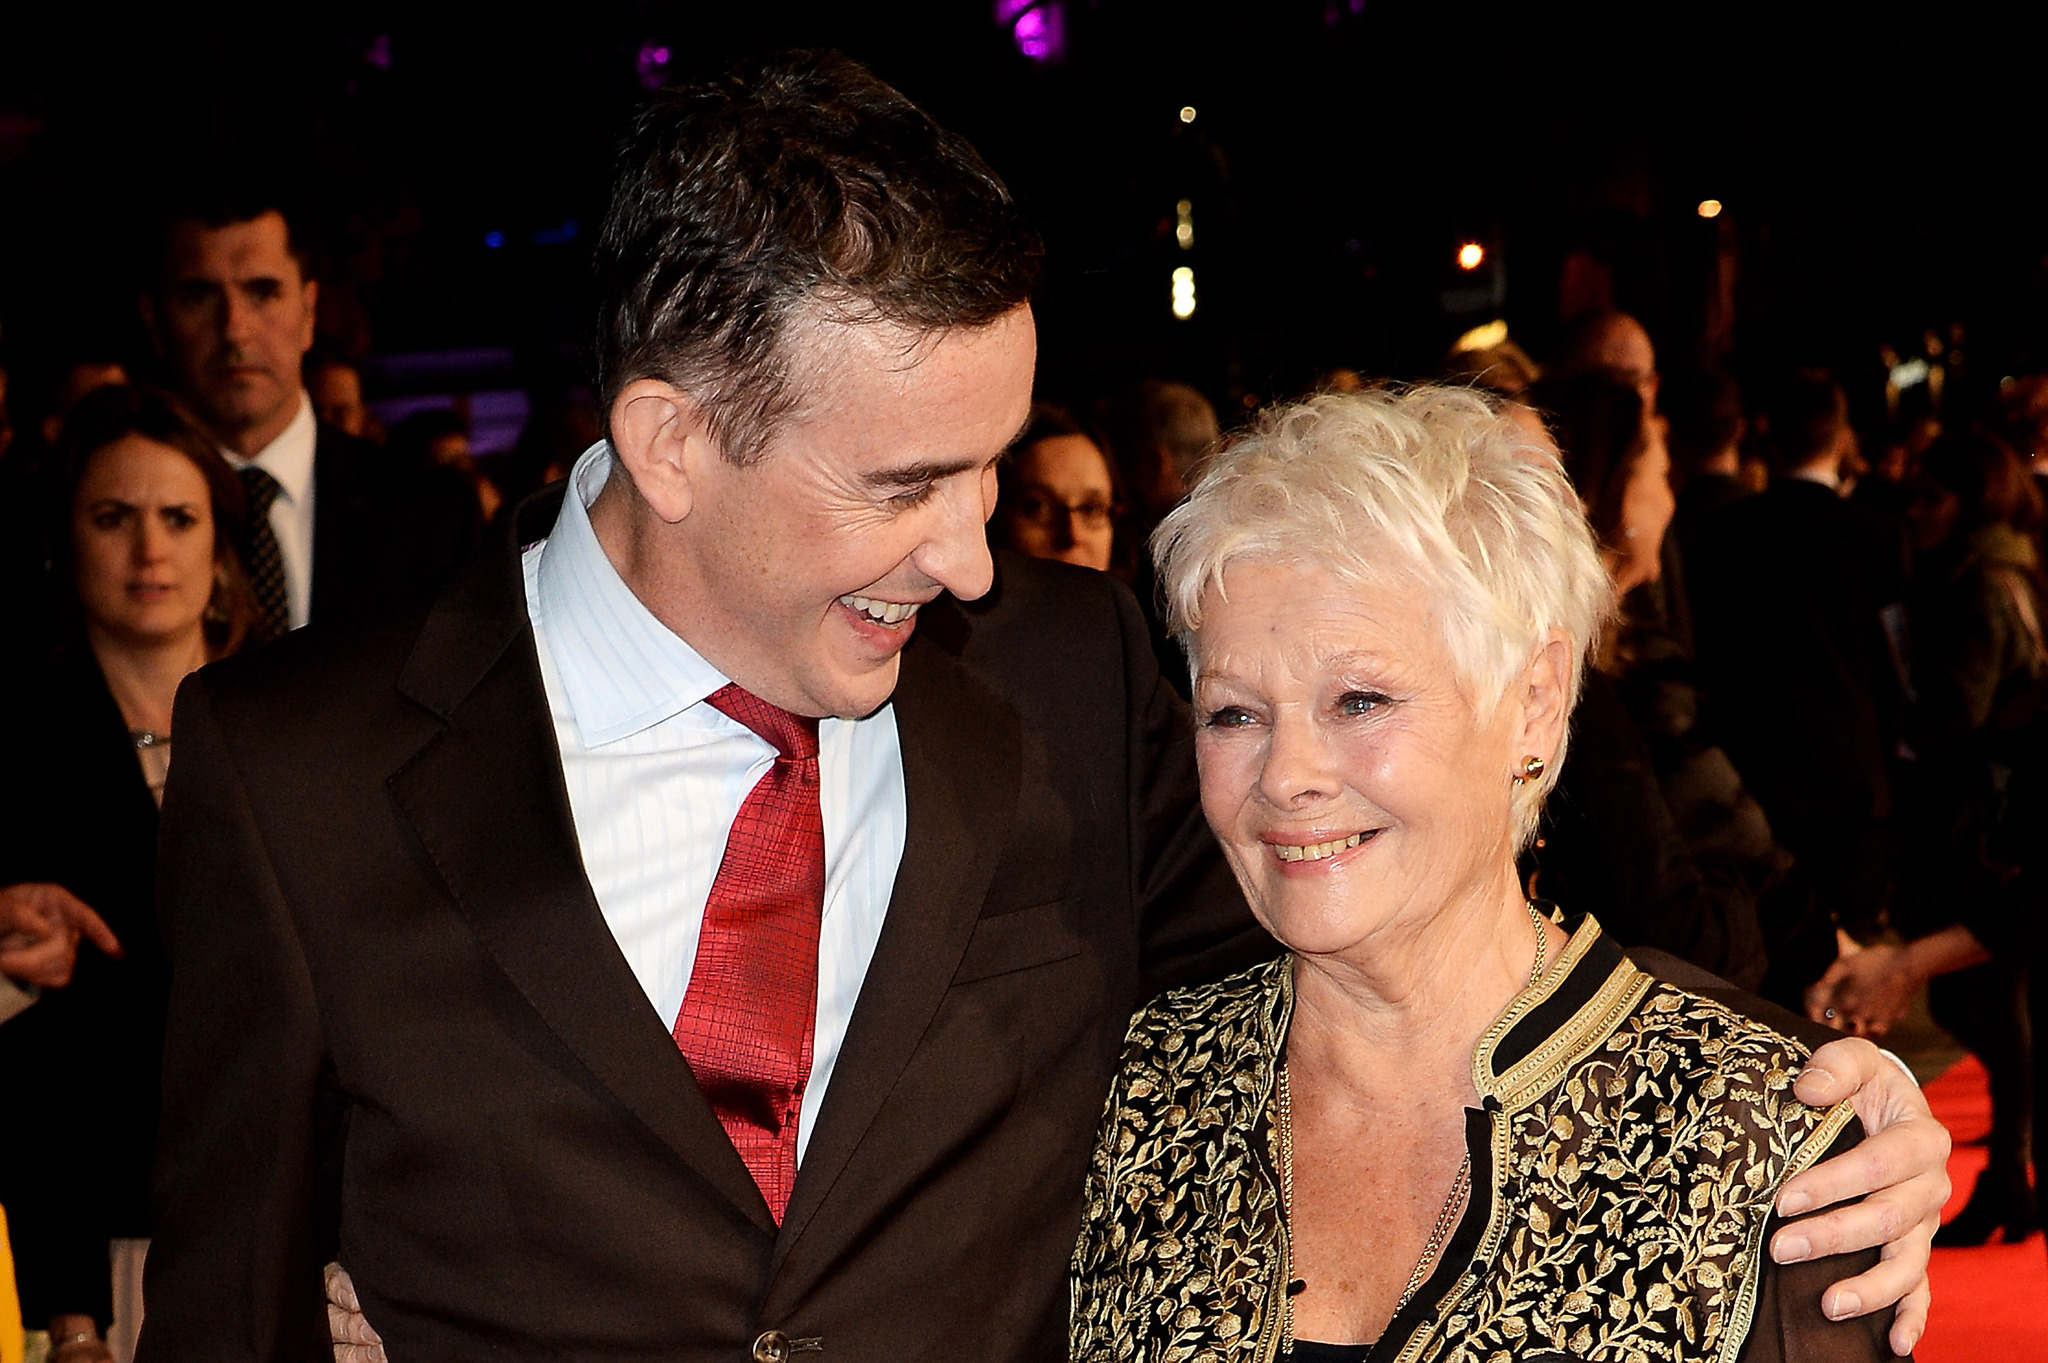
[{"x1": 218, "y1": 396, "x2": 303, "y2": 460}]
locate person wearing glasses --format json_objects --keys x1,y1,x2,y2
[{"x1": 993, "y1": 403, "x2": 1125, "y2": 574}]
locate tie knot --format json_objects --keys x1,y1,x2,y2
[
  {"x1": 238, "y1": 464, "x2": 282, "y2": 516},
  {"x1": 706, "y1": 683, "x2": 819, "y2": 762}
]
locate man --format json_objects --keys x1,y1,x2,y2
[
  {"x1": 304, "y1": 350, "x2": 373, "y2": 442},
  {"x1": 143, "y1": 55, "x2": 1945, "y2": 1363},
  {"x1": 1665, "y1": 364, "x2": 1752, "y2": 576},
  {"x1": 1555, "y1": 307, "x2": 1661, "y2": 408},
  {"x1": 1691, "y1": 369, "x2": 1911, "y2": 944},
  {"x1": 140, "y1": 190, "x2": 476, "y2": 643}
]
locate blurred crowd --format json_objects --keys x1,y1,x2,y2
[{"x1": 2, "y1": 182, "x2": 2047, "y2": 1356}]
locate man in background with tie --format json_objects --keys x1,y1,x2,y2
[
  {"x1": 140, "y1": 187, "x2": 477, "y2": 643},
  {"x1": 141, "y1": 53, "x2": 1949, "y2": 1363}
]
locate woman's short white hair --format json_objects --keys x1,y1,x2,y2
[{"x1": 1151, "y1": 385, "x2": 1612, "y2": 846}]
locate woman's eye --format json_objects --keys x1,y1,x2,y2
[
  {"x1": 1202, "y1": 705, "x2": 1257, "y2": 729},
  {"x1": 164, "y1": 509, "x2": 198, "y2": 529},
  {"x1": 1337, "y1": 691, "x2": 1386, "y2": 717}
]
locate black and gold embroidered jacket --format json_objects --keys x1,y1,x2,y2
[{"x1": 1070, "y1": 913, "x2": 1897, "y2": 1363}]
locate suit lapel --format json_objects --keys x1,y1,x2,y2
[
  {"x1": 388, "y1": 489, "x2": 775, "y2": 1233},
  {"x1": 774, "y1": 616, "x2": 1023, "y2": 1258}
]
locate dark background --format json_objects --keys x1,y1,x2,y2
[{"x1": 3, "y1": 1, "x2": 2045, "y2": 433}]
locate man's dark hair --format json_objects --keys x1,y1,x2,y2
[
  {"x1": 594, "y1": 50, "x2": 1044, "y2": 464},
  {"x1": 1766, "y1": 368, "x2": 1849, "y2": 474},
  {"x1": 151, "y1": 176, "x2": 318, "y2": 286},
  {"x1": 1664, "y1": 366, "x2": 1745, "y2": 473}
]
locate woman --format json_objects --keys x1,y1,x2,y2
[
  {"x1": 1534, "y1": 372, "x2": 1832, "y2": 1006},
  {"x1": 991, "y1": 403, "x2": 1124, "y2": 574},
  {"x1": 1811, "y1": 430, "x2": 2048, "y2": 1243},
  {"x1": 1071, "y1": 388, "x2": 1897, "y2": 1362},
  {"x1": 0, "y1": 384, "x2": 253, "y2": 1362}
]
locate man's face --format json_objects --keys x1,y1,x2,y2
[
  {"x1": 148, "y1": 211, "x2": 316, "y2": 450},
  {"x1": 665, "y1": 306, "x2": 1036, "y2": 719}
]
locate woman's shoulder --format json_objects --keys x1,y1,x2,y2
[
  {"x1": 1123, "y1": 954, "x2": 1289, "y2": 1058},
  {"x1": 1545, "y1": 966, "x2": 1855, "y2": 1184}
]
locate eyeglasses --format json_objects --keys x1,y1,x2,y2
[{"x1": 1012, "y1": 491, "x2": 1120, "y2": 532}]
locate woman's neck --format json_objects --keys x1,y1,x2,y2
[
  {"x1": 1286, "y1": 866, "x2": 1565, "y2": 1104},
  {"x1": 87, "y1": 624, "x2": 209, "y2": 735}
]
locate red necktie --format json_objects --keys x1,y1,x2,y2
[{"x1": 672, "y1": 682, "x2": 825, "y2": 1223}]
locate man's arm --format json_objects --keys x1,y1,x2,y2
[
  {"x1": 1775, "y1": 1039, "x2": 1948, "y2": 1357},
  {"x1": 137, "y1": 677, "x2": 332, "y2": 1363}
]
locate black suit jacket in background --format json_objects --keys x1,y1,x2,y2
[
  {"x1": 1689, "y1": 478, "x2": 1909, "y2": 834},
  {"x1": 298, "y1": 424, "x2": 481, "y2": 630},
  {"x1": 140, "y1": 487, "x2": 1266, "y2": 1363}
]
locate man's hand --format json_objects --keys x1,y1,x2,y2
[
  {"x1": 1772, "y1": 1036, "x2": 1949, "y2": 1356},
  {"x1": 0, "y1": 883, "x2": 121, "y2": 988},
  {"x1": 326, "y1": 1264, "x2": 385, "y2": 1363}
]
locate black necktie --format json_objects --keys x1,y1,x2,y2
[{"x1": 238, "y1": 465, "x2": 290, "y2": 643}]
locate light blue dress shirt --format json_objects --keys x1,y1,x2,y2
[{"x1": 523, "y1": 443, "x2": 908, "y2": 1161}]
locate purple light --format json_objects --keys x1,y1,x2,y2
[
  {"x1": 637, "y1": 40, "x2": 673, "y2": 91},
  {"x1": 364, "y1": 34, "x2": 392, "y2": 71},
  {"x1": 999, "y1": 0, "x2": 1066, "y2": 62}
]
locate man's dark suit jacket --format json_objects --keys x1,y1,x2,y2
[
  {"x1": 140, "y1": 486, "x2": 1266, "y2": 1363},
  {"x1": 1689, "y1": 477, "x2": 1909, "y2": 837},
  {"x1": 294, "y1": 424, "x2": 481, "y2": 629}
]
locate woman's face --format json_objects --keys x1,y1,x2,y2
[
  {"x1": 1000, "y1": 434, "x2": 1117, "y2": 572},
  {"x1": 1614, "y1": 415, "x2": 1676, "y2": 581},
  {"x1": 1191, "y1": 559, "x2": 1530, "y2": 961},
  {"x1": 72, "y1": 435, "x2": 218, "y2": 646}
]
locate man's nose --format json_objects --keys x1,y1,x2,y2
[
  {"x1": 221, "y1": 289, "x2": 259, "y2": 343},
  {"x1": 915, "y1": 476, "x2": 996, "y2": 602}
]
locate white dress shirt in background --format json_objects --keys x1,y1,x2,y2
[
  {"x1": 524, "y1": 443, "x2": 907, "y2": 1161},
  {"x1": 225, "y1": 390, "x2": 318, "y2": 629}
]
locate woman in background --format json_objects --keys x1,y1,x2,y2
[
  {"x1": 1813, "y1": 430, "x2": 2048, "y2": 1244},
  {"x1": 0, "y1": 385, "x2": 254, "y2": 1363}
]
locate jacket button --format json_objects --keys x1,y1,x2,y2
[{"x1": 752, "y1": 1331, "x2": 791, "y2": 1363}]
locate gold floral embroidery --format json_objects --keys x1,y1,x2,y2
[{"x1": 1070, "y1": 918, "x2": 1853, "y2": 1363}]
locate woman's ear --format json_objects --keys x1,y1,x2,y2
[
  {"x1": 607, "y1": 379, "x2": 720, "y2": 525},
  {"x1": 1513, "y1": 629, "x2": 1576, "y2": 765}
]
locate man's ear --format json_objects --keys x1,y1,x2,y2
[
  {"x1": 297, "y1": 278, "x2": 319, "y2": 355},
  {"x1": 608, "y1": 378, "x2": 720, "y2": 525},
  {"x1": 1513, "y1": 628, "x2": 1576, "y2": 767}
]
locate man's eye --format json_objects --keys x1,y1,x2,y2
[{"x1": 890, "y1": 482, "x2": 937, "y2": 509}]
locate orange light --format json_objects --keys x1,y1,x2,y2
[
  {"x1": 1457, "y1": 242, "x2": 1484, "y2": 271},
  {"x1": 1697, "y1": 199, "x2": 1723, "y2": 219}
]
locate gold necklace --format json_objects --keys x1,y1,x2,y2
[{"x1": 1277, "y1": 901, "x2": 1549, "y2": 1348}]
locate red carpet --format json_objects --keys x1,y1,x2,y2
[{"x1": 1915, "y1": 1054, "x2": 2048, "y2": 1361}]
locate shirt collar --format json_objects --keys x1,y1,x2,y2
[
  {"x1": 1785, "y1": 465, "x2": 1842, "y2": 491},
  {"x1": 535, "y1": 441, "x2": 732, "y2": 747},
  {"x1": 227, "y1": 390, "x2": 317, "y2": 503}
]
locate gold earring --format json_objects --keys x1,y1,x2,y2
[{"x1": 1512, "y1": 754, "x2": 1546, "y2": 785}]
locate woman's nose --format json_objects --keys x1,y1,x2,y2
[{"x1": 1258, "y1": 709, "x2": 1341, "y2": 808}]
